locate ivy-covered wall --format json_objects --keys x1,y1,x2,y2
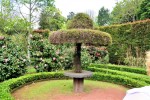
[{"x1": 97, "y1": 19, "x2": 150, "y2": 64}]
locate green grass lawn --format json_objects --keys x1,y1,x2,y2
[{"x1": 12, "y1": 80, "x2": 128, "y2": 100}]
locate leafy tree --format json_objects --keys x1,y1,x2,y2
[
  {"x1": 138, "y1": 0, "x2": 150, "y2": 20},
  {"x1": 111, "y1": 0, "x2": 143, "y2": 24},
  {"x1": 39, "y1": 6, "x2": 66, "y2": 31},
  {"x1": 97, "y1": 7, "x2": 110, "y2": 26}
]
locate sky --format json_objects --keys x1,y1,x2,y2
[{"x1": 54, "y1": 0, "x2": 119, "y2": 18}]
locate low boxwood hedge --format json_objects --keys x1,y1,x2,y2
[
  {"x1": 92, "y1": 72, "x2": 148, "y2": 88},
  {"x1": 0, "y1": 71, "x2": 148, "y2": 100},
  {"x1": 89, "y1": 64, "x2": 146, "y2": 75},
  {"x1": 88, "y1": 67, "x2": 150, "y2": 84},
  {"x1": 0, "y1": 72, "x2": 65, "y2": 100}
]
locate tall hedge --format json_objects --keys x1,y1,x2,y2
[{"x1": 97, "y1": 19, "x2": 150, "y2": 64}]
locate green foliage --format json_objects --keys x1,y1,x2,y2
[
  {"x1": 92, "y1": 72, "x2": 148, "y2": 88},
  {"x1": 138, "y1": 0, "x2": 150, "y2": 20},
  {"x1": 111, "y1": 0, "x2": 143, "y2": 24},
  {"x1": 30, "y1": 32, "x2": 70, "y2": 72},
  {"x1": 0, "y1": 0, "x2": 29, "y2": 34},
  {"x1": 39, "y1": 7, "x2": 66, "y2": 31},
  {"x1": 49, "y1": 29, "x2": 112, "y2": 46},
  {"x1": 88, "y1": 67, "x2": 150, "y2": 84},
  {"x1": 98, "y1": 19, "x2": 150, "y2": 64},
  {"x1": 89, "y1": 64, "x2": 146, "y2": 75},
  {"x1": 67, "y1": 13, "x2": 93, "y2": 29},
  {"x1": 124, "y1": 56, "x2": 146, "y2": 68},
  {"x1": 0, "y1": 37, "x2": 29, "y2": 82},
  {"x1": 97, "y1": 7, "x2": 110, "y2": 26},
  {"x1": 87, "y1": 46, "x2": 109, "y2": 64}
]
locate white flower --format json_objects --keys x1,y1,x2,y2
[
  {"x1": 53, "y1": 57, "x2": 56, "y2": 61},
  {"x1": 30, "y1": 34, "x2": 33, "y2": 38},
  {"x1": 4, "y1": 59, "x2": 9, "y2": 63},
  {"x1": 2, "y1": 45, "x2": 6, "y2": 48},
  {"x1": 23, "y1": 59, "x2": 26, "y2": 62}
]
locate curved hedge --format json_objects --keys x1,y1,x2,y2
[
  {"x1": 88, "y1": 67, "x2": 150, "y2": 84},
  {"x1": 0, "y1": 72, "x2": 65, "y2": 100},
  {"x1": 0, "y1": 71, "x2": 149, "y2": 100},
  {"x1": 89, "y1": 64, "x2": 146, "y2": 75},
  {"x1": 49, "y1": 29, "x2": 112, "y2": 46},
  {"x1": 92, "y1": 73, "x2": 148, "y2": 88}
]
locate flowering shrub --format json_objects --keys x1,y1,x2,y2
[
  {"x1": 86, "y1": 46, "x2": 109, "y2": 64},
  {"x1": 30, "y1": 33, "x2": 74, "y2": 72},
  {"x1": 0, "y1": 37, "x2": 28, "y2": 82}
]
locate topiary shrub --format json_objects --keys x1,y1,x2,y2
[
  {"x1": 0, "y1": 37, "x2": 28, "y2": 82},
  {"x1": 67, "y1": 13, "x2": 93, "y2": 29},
  {"x1": 49, "y1": 29, "x2": 112, "y2": 46},
  {"x1": 50, "y1": 13, "x2": 112, "y2": 73}
]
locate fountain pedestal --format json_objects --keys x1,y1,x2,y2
[{"x1": 64, "y1": 70, "x2": 93, "y2": 92}]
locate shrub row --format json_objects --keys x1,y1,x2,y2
[
  {"x1": 0, "y1": 71, "x2": 149, "y2": 100},
  {"x1": 89, "y1": 64, "x2": 146, "y2": 75},
  {"x1": 96, "y1": 19, "x2": 150, "y2": 64},
  {"x1": 88, "y1": 67, "x2": 150, "y2": 84},
  {"x1": 0, "y1": 72, "x2": 65, "y2": 100},
  {"x1": 92, "y1": 72, "x2": 148, "y2": 88}
]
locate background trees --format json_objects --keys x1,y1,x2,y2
[
  {"x1": 138, "y1": 0, "x2": 150, "y2": 20},
  {"x1": 97, "y1": 7, "x2": 110, "y2": 26},
  {"x1": 111, "y1": 0, "x2": 143, "y2": 24},
  {"x1": 39, "y1": 6, "x2": 66, "y2": 30}
]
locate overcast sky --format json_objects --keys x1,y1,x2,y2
[{"x1": 55, "y1": 0, "x2": 119, "y2": 18}]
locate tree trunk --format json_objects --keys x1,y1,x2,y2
[{"x1": 74, "y1": 43, "x2": 82, "y2": 73}]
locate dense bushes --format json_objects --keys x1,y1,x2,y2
[
  {"x1": 89, "y1": 64, "x2": 146, "y2": 75},
  {"x1": 0, "y1": 37, "x2": 28, "y2": 82},
  {"x1": 97, "y1": 19, "x2": 150, "y2": 65},
  {"x1": 30, "y1": 31, "x2": 74, "y2": 72}
]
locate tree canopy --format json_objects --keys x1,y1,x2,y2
[
  {"x1": 138, "y1": 0, "x2": 150, "y2": 20},
  {"x1": 97, "y1": 7, "x2": 110, "y2": 26}
]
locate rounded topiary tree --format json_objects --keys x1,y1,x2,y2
[{"x1": 49, "y1": 13, "x2": 112, "y2": 92}]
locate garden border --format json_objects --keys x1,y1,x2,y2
[{"x1": 0, "y1": 71, "x2": 149, "y2": 100}]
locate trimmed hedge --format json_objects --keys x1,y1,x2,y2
[
  {"x1": 92, "y1": 72, "x2": 148, "y2": 88},
  {"x1": 89, "y1": 64, "x2": 146, "y2": 75},
  {"x1": 0, "y1": 72, "x2": 65, "y2": 100},
  {"x1": 49, "y1": 29, "x2": 112, "y2": 46},
  {"x1": 0, "y1": 71, "x2": 149, "y2": 99},
  {"x1": 88, "y1": 67, "x2": 150, "y2": 84},
  {"x1": 67, "y1": 13, "x2": 93, "y2": 29},
  {"x1": 96, "y1": 19, "x2": 150, "y2": 64}
]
